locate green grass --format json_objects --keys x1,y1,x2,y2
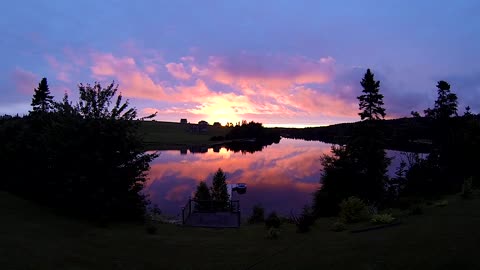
[
  {"x1": 138, "y1": 121, "x2": 230, "y2": 150},
  {"x1": 2, "y1": 191, "x2": 480, "y2": 269}
]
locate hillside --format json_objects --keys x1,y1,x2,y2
[{"x1": 139, "y1": 121, "x2": 230, "y2": 150}]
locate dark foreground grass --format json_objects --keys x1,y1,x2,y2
[
  {"x1": 1, "y1": 191, "x2": 480, "y2": 270},
  {"x1": 138, "y1": 121, "x2": 229, "y2": 150}
]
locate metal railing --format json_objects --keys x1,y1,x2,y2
[{"x1": 182, "y1": 199, "x2": 240, "y2": 225}]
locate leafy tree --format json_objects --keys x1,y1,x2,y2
[
  {"x1": 194, "y1": 181, "x2": 211, "y2": 201},
  {"x1": 358, "y1": 69, "x2": 386, "y2": 120},
  {"x1": 31, "y1": 78, "x2": 54, "y2": 113},
  {"x1": 424, "y1": 80, "x2": 458, "y2": 120},
  {"x1": 464, "y1": 106, "x2": 473, "y2": 117},
  {"x1": 211, "y1": 168, "x2": 229, "y2": 203},
  {"x1": 411, "y1": 111, "x2": 421, "y2": 118},
  {"x1": 2, "y1": 79, "x2": 157, "y2": 221},
  {"x1": 77, "y1": 82, "x2": 137, "y2": 120}
]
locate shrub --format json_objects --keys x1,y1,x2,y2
[
  {"x1": 248, "y1": 204, "x2": 265, "y2": 224},
  {"x1": 462, "y1": 177, "x2": 473, "y2": 199},
  {"x1": 408, "y1": 204, "x2": 424, "y2": 215},
  {"x1": 265, "y1": 228, "x2": 280, "y2": 239},
  {"x1": 291, "y1": 206, "x2": 316, "y2": 233},
  {"x1": 265, "y1": 212, "x2": 281, "y2": 229},
  {"x1": 371, "y1": 213, "x2": 395, "y2": 224},
  {"x1": 339, "y1": 197, "x2": 369, "y2": 223},
  {"x1": 434, "y1": 200, "x2": 448, "y2": 207},
  {"x1": 331, "y1": 221, "x2": 346, "y2": 232},
  {"x1": 145, "y1": 224, "x2": 157, "y2": 235}
]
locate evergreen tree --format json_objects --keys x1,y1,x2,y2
[
  {"x1": 193, "y1": 181, "x2": 212, "y2": 211},
  {"x1": 211, "y1": 168, "x2": 229, "y2": 203},
  {"x1": 194, "y1": 181, "x2": 211, "y2": 201},
  {"x1": 411, "y1": 80, "x2": 461, "y2": 195},
  {"x1": 358, "y1": 69, "x2": 386, "y2": 120},
  {"x1": 31, "y1": 78, "x2": 54, "y2": 113},
  {"x1": 314, "y1": 69, "x2": 390, "y2": 216},
  {"x1": 424, "y1": 81, "x2": 458, "y2": 120}
]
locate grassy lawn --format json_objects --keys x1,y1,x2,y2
[
  {"x1": 138, "y1": 121, "x2": 230, "y2": 150},
  {"x1": 1, "y1": 191, "x2": 480, "y2": 269}
]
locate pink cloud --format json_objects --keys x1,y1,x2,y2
[
  {"x1": 47, "y1": 48, "x2": 360, "y2": 125},
  {"x1": 204, "y1": 54, "x2": 335, "y2": 88},
  {"x1": 145, "y1": 65, "x2": 157, "y2": 74},
  {"x1": 90, "y1": 53, "x2": 168, "y2": 100},
  {"x1": 165, "y1": 62, "x2": 191, "y2": 80},
  {"x1": 45, "y1": 55, "x2": 73, "y2": 82},
  {"x1": 11, "y1": 68, "x2": 38, "y2": 94}
]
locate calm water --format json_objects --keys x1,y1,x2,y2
[{"x1": 144, "y1": 138, "x2": 405, "y2": 218}]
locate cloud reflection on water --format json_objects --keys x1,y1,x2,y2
[{"x1": 144, "y1": 139, "x2": 331, "y2": 217}]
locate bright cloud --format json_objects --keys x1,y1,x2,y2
[
  {"x1": 165, "y1": 62, "x2": 191, "y2": 80},
  {"x1": 90, "y1": 52, "x2": 168, "y2": 101},
  {"x1": 22, "y1": 47, "x2": 364, "y2": 125}
]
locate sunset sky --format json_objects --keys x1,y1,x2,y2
[{"x1": 1, "y1": 0, "x2": 479, "y2": 126}]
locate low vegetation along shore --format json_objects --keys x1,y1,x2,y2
[{"x1": 2, "y1": 191, "x2": 479, "y2": 269}]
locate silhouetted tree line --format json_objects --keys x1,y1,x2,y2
[
  {"x1": 276, "y1": 117, "x2": 437, "y2": 153},
  {"x1": 224, "y1": 121, "x2": 280, "y2": 142},
  {"x1": 209, "y1": 120, "x2": 281, "y2": 153},
  {"x1": 312, "y1": 70, "x2": 480, "y2": 217},
  {"x1": 0, "y1": 78, "x2": 157, "y2": 221}
]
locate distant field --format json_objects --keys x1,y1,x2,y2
[
  {"x1": 2, "y1": 191, "x2": 480, "y2": 269},
  {"x1": 139, "y1": 121, "x2": 230, "y2": 150}
]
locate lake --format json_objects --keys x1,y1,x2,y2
[{"x1": 144, "y1": 138, "x2": 407, "y2": 218}]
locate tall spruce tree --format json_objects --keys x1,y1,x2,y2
[
  {"x1": 358, "y1": 69, "x2": 385, "y2": 120},
  {"x1": 211, "y1": 168, "x2": 229, "y2": 203},
  {"x1": 31, "y1": 78, "x2": 54, "y2": 113},
  {"x1": 314, "y1": 68, "x2": 390, "y2": 216}
]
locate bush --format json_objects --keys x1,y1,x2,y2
[
  {"x1": 292, "y1": 206, "x2": 316, "y2": 233},
  {"x1": 331, "y1": 221, "x2": 346, "y2": 232},
  {"x1": 371, "y1": 213, "x2": 395, "y2": 224},
  {"x1": 462, "y1": 177, "x2": 473, "y2": 199},
  {"x1": 248, "y1": 204, "x2": 265, "y2": 224},
  {"x1": 265, "y1": 228, "x2": 280, "y2": 239},
  {"x1": 396, "y1": 197, "x2": 424, "y2": 210},
  {"x1": 434, "y1": 200, "x2": 448, "y2": 207},
  {"x1": 265, "y1": 212, "x2": 281, "y2": 229},
  {"x1": 339, "y1": 197, "x2": 369, "y2": 223},
  {"x1": 408, "y1": 204, "x2": 424, "y2": 215},
  {"x1": 145, "y1": 224, "x2": 157, "y2": 235}
]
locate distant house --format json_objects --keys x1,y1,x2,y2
[
  {"x1": 180, "y1": 118, "x2": 188, "y2": 124},
  {"x1": 198, "y1": 120, "x2": 208, "y2": 133}
]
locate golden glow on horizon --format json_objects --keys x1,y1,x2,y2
[{"x1": 263, "y1": 123, "x2": 327, "y2": 128}]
